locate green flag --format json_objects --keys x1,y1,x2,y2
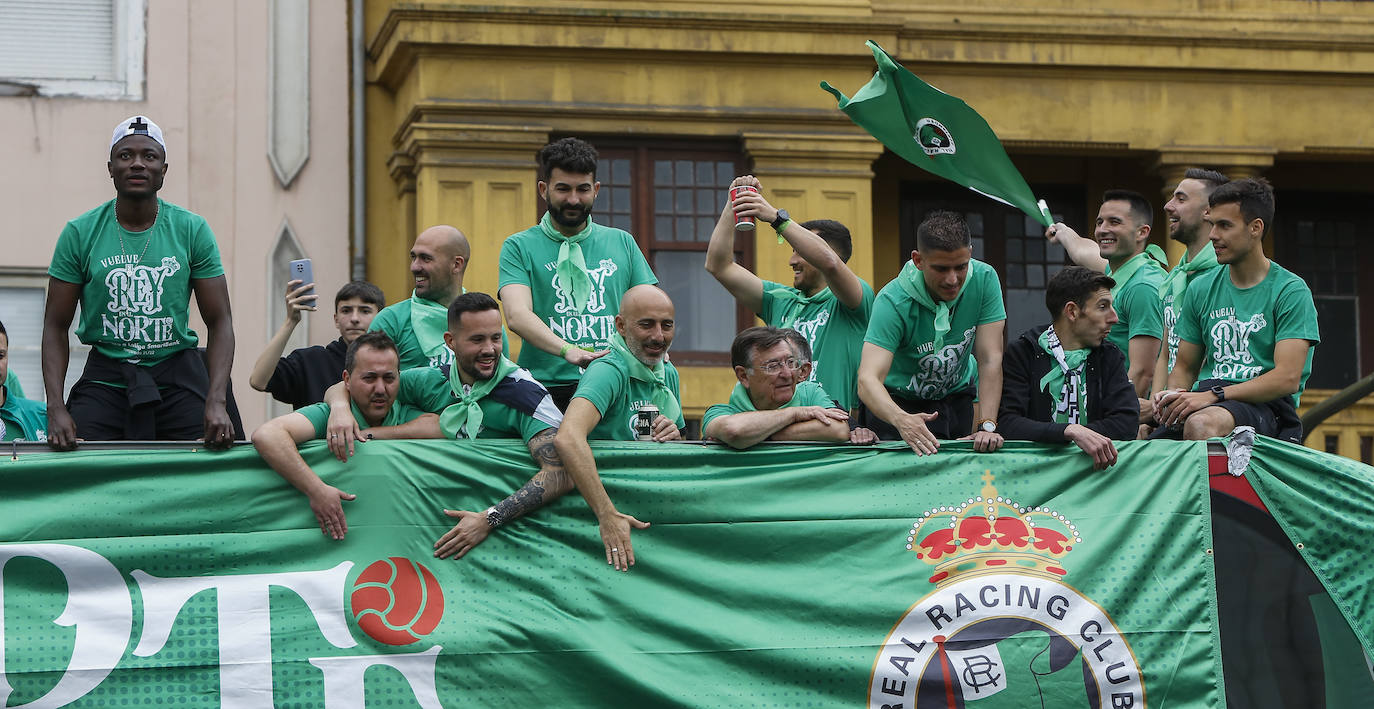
[{"x1": 822, "y1": 41, "x2": 1052, "y2": 227}]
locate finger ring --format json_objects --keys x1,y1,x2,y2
[
  {"x1": 329, "y1": 434, "x2": 336, "y2": 439},
  {"x1": 611, "y1": 547, "x2": 619, "y2": 552}
]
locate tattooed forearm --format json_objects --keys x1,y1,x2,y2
[{"x1": 486, "y1": 429, "x2": 574, "y2": 527}]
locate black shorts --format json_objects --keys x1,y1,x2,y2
[
  {"x1": 1150, "y1": 378, "x2": 1302, "y2": 443},
  {"x1": 855, "y1": 387, "x2": 975, "y2": 441}
]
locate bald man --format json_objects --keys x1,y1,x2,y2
[
  {"x1": 369, "y1": 225, "x2": 471, "y2": 369},
  {"x1": 554, "y1": 285, "x2": 682, "y2": 572}
]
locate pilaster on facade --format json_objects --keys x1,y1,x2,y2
[{"x1": 742, "y1": 132, "x2": 885, "y2": 288}]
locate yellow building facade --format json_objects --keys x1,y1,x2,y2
[{"x1": 362, "y1": 0, "x2": 1374, "y2": 457}]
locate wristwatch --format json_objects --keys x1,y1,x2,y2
[
  {"x1": 770, "y1": 209, "x2": 790, "y2": 231},
  {"x1": 977, "y1": 419, "x2": 997, "y2": 433},
  {"x1": 1210, "y1": 385, "x2": 1226, "y2": 402}
]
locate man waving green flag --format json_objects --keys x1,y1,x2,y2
[{"x1": 822, "y1": 41, "x2": 1052, "y2": 227}]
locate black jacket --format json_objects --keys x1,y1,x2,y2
[{"x1": 997, "y1": 325, "x2": 1137, "y2": 442}]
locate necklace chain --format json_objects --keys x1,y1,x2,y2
[{"x1": 115, "y1": 200, "x2": 159, "y2": 262}]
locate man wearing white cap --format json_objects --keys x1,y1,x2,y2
[{"x1": 41, "y1": 115, "x2": 236, "y2": 449}]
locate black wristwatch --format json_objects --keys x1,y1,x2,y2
[
  {"x1": 1210, "y1": 385, "x2": 1226, "y2": 402},
  {"x1": 770, "y1": 208, "x2": 790, "y2": 231}
]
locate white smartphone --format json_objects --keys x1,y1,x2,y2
[{"x1": 288, "y1": 258, "x2": 315, "y2": 298}]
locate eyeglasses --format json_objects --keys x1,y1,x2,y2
[{"x1": 753, "y1": 357, "x2": 802, "y2": 374}]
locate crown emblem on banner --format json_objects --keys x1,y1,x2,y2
[{"x1": 907, "y1": 471, "x2": 1082, "y2": 587}]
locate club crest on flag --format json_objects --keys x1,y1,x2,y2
[
  {"x1": 914, "y1": 118, "x2": 956, "y2": 157},
  {"x1": 868, "y1": 471, "x2": 1146, "y2": 709}
]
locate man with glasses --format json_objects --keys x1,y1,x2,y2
[{"x1": 702, "y1": 327, "x2": 851, "y2": 449}]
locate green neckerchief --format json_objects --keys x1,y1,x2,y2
[
  {"x1": 1158, "y1": 242, "x2": 1218, "y2": 302},
  {"x1": 1105, "y1": 245, "x2": 1167, "y2": 299},
  {"x1": 439, "y1": 355, "x2": 520, "y2": 439},
  {"x1": 767, "y1": 285, "x2": 834, "y2": 329},
  {"x1": 408, "y1": 291, "x2": 450, "y2": 361},
  {"x1": 1038, "y1": 326, "x2": 1090, "y2": 424},
  {"x1": 539, "y1": 211, "x2": 594, "y2": 313},
  {"x1": 608, "y1": 333, "x2": 682, "y2": 424},
  {"x1": 895, "y1": 261, "x2": 953, "y2": 350}
]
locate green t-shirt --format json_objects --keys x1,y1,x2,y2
[
  {"x1": 1, "y1": 387, "x2": 47, "y2": 442},
  {"x1": 572, "y1": 350, "x2": 684, "y2": 441},
  {"x1": 296, "y1": 400, "x2": 427, "y2": 439},
  {"x1": 760, "y1": 280, "x2": 875, "y2": 412},
  {"x1": 4, "y1": 370, "x2": 23, "y2": 398},
  {"x1": 394, "y1": 366, "x2": 555, "y2": 442},
  {"x1": 1174, "y1": 262, "x2": 1320, "y2": 405},
  {"x1": 498, "y1": 222, "x2": 657, "y2": 387},
  {"x1": 368, "y1": 299, "x2": 453, "y2": 370},
  {"x1": 48, "y1": 199, "x2": 225, "y2": 364},
  {"x1": 700, "y1": 380, "x2": 838, "y2": 431},
  {"x1": 1104, "y1": 254, "x2": 1166, "y2": 369},
  {"x1": 1162, "y1": 262, "x2": 1221, "y2": 372},
  {"x1": 864, "y1": 259, "x2": 1005, "y2": 400}
]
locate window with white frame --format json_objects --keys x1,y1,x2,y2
[{"x1": 0, "y1": 0, "x2": 146, "y2": 99}]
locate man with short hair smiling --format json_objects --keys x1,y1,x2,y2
[
  {"x1": 499, "y1": 137, "x2": 658, "y2": 411},
  {"x1": 1154, "y1": 169, "x2": 1229, "y2": 387},
  {"x1": 857, "y1": 211, "x2": 1006, "y2": 455},
  {"x1": 555, "y1": 285, "x2": 683, "y2": 572},
  {"x1": 1047, "y1": 190, "x2": 1166, "y2": 401},
  {"x1": 705, "y1": 175, "x2": 875, "y2": 413},
  {"x1": 250, "y1": 280, "x2": 386, "y2": 409},
  {"x1": 321, "y1": 292, "x2": 570, "y2": 560},
  {"x1": 370, "y1": 225, "x2": 471, "y2": 369},
  {"x1": 252, "y1": 332, "x2": 435, "y2": 540},
  {"x1": 1155, "y1": 178, "x2": 1319, "y2": 443},
  {"x1": 702, "y1": 326, "x2": 850, "y2": 449},
  {"x1": 43, "y1": 115, "x2": 235, "y2": 449},
  {"x1": 998, "y1": 266, "x2": 1137, "y2": 470}
]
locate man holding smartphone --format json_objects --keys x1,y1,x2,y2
[
  {"x1": 249, "y1": 279, "x2": 386, "y2": 409},
  {"x1": 42, "y1": 115, "x2": 236, "y2": 448}
]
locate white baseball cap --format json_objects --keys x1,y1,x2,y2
[{"x1": 109, "y1": 115, "x2": 166, "y2": 154}]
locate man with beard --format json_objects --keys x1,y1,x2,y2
[
  {"x1": 555, "y1": 285, "x2": 683, "y2": 572},
  {"x1": 705, "y1": 175, "x2": 875, "y2": 414},
  {"x1": 499, "y1": 138, "x2": 658, "y2": 411},
  {"x1": 252, "y1": 332, "x2": 435, "y2": 540},
  {"x1": 369, "y1": 225, "x2": 471, "y2": 369},
  {"x1": 249, "y1": 280, "x2": 386, "y2": 409},
  {"x1": 1154, "y1": 178, "x2": 1319, "y2": 443},
  {"x1": 856, "y1": 211, "x2": 1007, "y2": 456},
  {"x1": 998, "y1": 267, "x2": 1137, "y2": 470},
  {"x1": 1152, "y1": 169, "x2": 1229, "y2": 394},
  {"x1": 702, "y1": 326, "x2": 850, "y2": 449},
  {"x1": 320, "y1": 293, "x2": 571, "y2": 559},
  {"x1": 1046, "y1": 191, "x2": 1167, "y2": 405},
  {"x1": 43, "y1": 115, "x2": 235, "y2": 449}
]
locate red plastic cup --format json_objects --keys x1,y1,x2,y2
[{"x1": 729, "y1": 185, "x2": 759, "y2": 231}]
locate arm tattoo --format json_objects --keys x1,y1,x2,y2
[{"x1": 487, "y1": 428, "x2": 572, "y2": 527}]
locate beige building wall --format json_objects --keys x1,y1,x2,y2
[{"x1": 0, "y1": 0, "x2": 353, "y2": 431}]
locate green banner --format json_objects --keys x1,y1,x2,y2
[{"x1": 1, "y1": 439, "x2": 1222, "y2": 707}]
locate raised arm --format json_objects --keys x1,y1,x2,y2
[
  {"x1": 553, "y1": 398, "x2": 649, "y2": 571},
  {"x1": 1045, "y1": 223, "x2": 1107, "y2": 272},
  {"x1": 251, "y1": 412, "x2": 355, "y2": 540},
  {"x1": 704, "y1": 185, "x2": 765, "y2": 314},
  {"x1": 731, "y1": 179, "x2": 865, "y2": 309},
  {"x1": 499, "y1": 283, "x2": 607, "y2": 368},
  {"x1": 434, "y1": 427, "x2": 576, "y2": 560},
  {"x1": 192, "y1": 275, "x2": 235, "y2": 448},
  {"x1": 248, "y1": 279, "x2": 315, "y2": 391},
  {"x1": 42, "y1": 278, "x2": 82, "y2": 450}
]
